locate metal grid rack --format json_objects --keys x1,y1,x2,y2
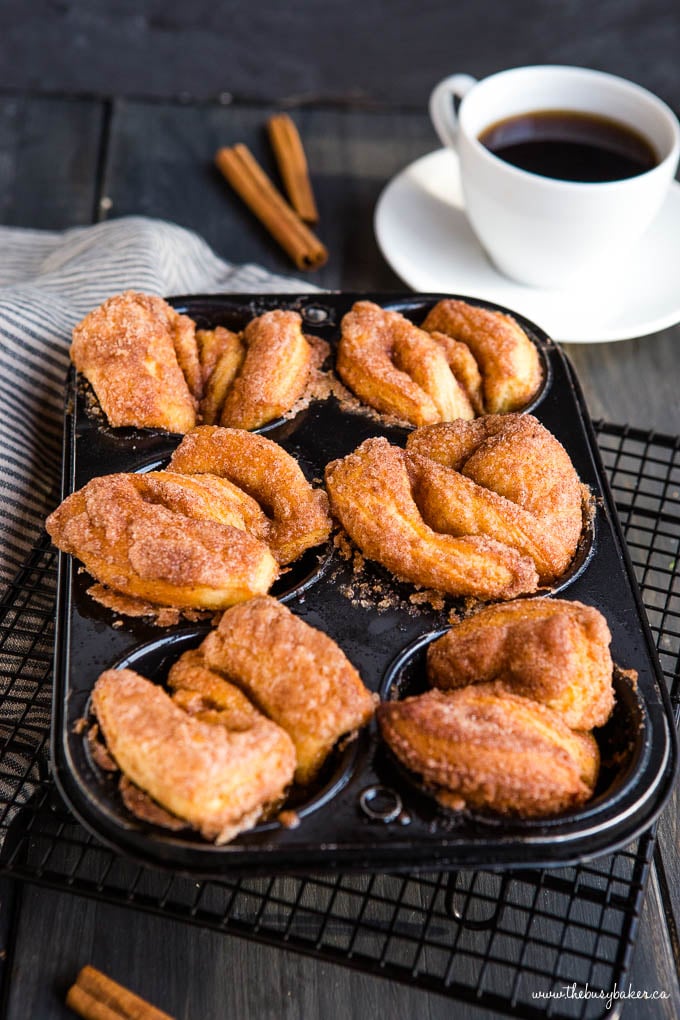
[{"x1": 0, "y1": 421, "x2": 679, "y2": 1020}]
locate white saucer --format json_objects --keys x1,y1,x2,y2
[{"x1": 374, "y1": 148, "x2": 680, "y2": 343}]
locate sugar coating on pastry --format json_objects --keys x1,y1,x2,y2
[
  {"x1": 198, "y1": 596, "x2": 377, "y2": 784},
  {"x1": 71, "y1": 291, "x2": 199, "y2": 432},
  {"x1": 335, "y1": 298, "x2": 542, "y2": 426},
  {"x1": 169, "y1": 426, "x2": 332, "y2": 564},
  {"x1": 168, "y1": 648, "x2": 265, "y2": 731},
  {"x1": 72, "y1": 294, "x2": 316, "y2": 434},
  {"x1": 427, "y1": 598, "x2": 615, "y2": 730},
  {"x1": 92, "y1": 668, "x2": 296, "y2": 844},
  {"x1": 405, "y1": 414, "x2": 586, "y2": 584},
  {"x1": 422, "y1": 299, "x2": 542, "y2": 413},
  {"x1": 46, "y1": 470, "x2": 279, "y2": 610},
  {"x1": 218, "y1": 310, "x2": 313, "y2": 430},
  {"x1": 197, "y1": 326, "x2": 245, "y2": 425},
  {"x1": 378, "y1": 683, "x2": 599, "y2": 818},
  {"x1": 325, "y1": 434, "x2": 539, "y2": 600},
  {"x1": 336, "y1": 300, "x2": 475, "y2": 426}
]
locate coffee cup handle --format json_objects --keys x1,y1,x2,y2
[{"x1": 429, "y1": 74, "x2": 477, "y2": 149}]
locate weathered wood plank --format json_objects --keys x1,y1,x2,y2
[
  {"x1": 627, "y1": 863, "x2": 680, "y2": 1017},
  {"x1": 563, "y1": 332, "x2": 680, "y2": 434},
  {"x1": 1, "y1": 885, "x2": 504, "y2": 1020},
  {"x1": 1, "y1": 0, "x2": 679, "y2": 112},
  {"x1": 6, "y1": 862, "x2": 680, "y2": 1020},
  {"x1": 0, "y1": 96, "x2": 104, "y2": 229},
  {"x1": 102, "y1": 99, "x2": 432, "y2": 289}
]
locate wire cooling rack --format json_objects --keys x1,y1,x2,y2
[{"x1": 1, "y1": 421, "x2": 679, "y2": 1020}]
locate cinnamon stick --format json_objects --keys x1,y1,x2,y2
[
  {"x1": 267, "y1": 113, "x2": 319, "y2": 223},
  {"x1": 215, "y1": 144, "x2": 327, "y2": 271},
  {"x1": 66, "y1": 965, "x2": 175, "y2": 1020}
]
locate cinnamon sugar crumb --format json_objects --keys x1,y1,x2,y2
[
  {"x1": 409, "y1": 589, "x2": 446, "y2": 612},
  {"x1": 88, "y1": 583, "x2": 217, "y2": 628},
  {"x1": 87, "y1": 723, "x2": 118, "y2": 772},
  {"x1": 331, "y1": 529, "x2": 449, "y2": 617},
  {"x1": 277, "y1": 809, "x2": 301, "y2": 829},
  {"x1": 333, "y1": 530, "x2": 354, "y2": 561},
  {"x1": 119, "y1": 775, "x2": 187, "y2": 830}
]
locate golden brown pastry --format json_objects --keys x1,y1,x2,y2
[
  {"x1": 336, "y1": 300, "x2": 475, "y2": 426},
  {"x1": 378, "y1": 683, "x2": 599, "y2": 818},
  {"x1": 197, "y1": 326, "x2": 245, "y2": 425},
  {"x1": 191, "y1": 596, "x2": 377, "y2": 784},
  {"x1": 71, "y1": 291, "x2": 199, "y2": 432},
  {"x1": 46, "y1": 470, "x2": 279, "y2": 610},
  {"x1": 217, "y1": 310, "x2": 313, "y2": 430},
  {"x1": 427, "y1": 598, "x2": 615, "y2": 730},
  {"x1": 92, "y1": 668, "x2": 296, "y2": 843},
  {"x1": 422, "y1": 299, "x2": 542, "y2": 413},
  {"x1": 428, "y1": 330, "x2": 485, "y2": 414},
  {"x1": 325, "y1": 435, "x2": 538, "y2": 600},
  {"x1": 168, "y1": 649, "x2": 265, "y2": 730},
  {"x1": 72, "y1": 294, "x2": 314, "y2": 434},
  {"x1": 405, "y1": 414, "x2": 586, "y2": 584},
  {"x1": 169, "y1": 426, "x2": 332, "y2": 564},
  {"x1": 335, "y1": 299, "x2": 541, "y2": 425}
]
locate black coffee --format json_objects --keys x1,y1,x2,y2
[{"x1": 478, "y1": 110, "x2": 658, "y2": 182}]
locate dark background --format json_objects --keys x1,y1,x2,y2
[{"x1": 2, "y1": 0, "x2": 678, "y2": 109}]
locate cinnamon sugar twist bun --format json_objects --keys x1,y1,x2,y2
[
  {"x1": 71, "y1": 291, "x2": 200, "y2": 432},
  {"x1": 325, "y1": 414, "x2": 585, "y2": 599},
  {"x1": 91, "y1": 598, "x2": 375, "y2": 841},
  {"x1": 93, "y1": 668, "x2": 296, "y2": 844},
  {"x1": 405, "y1": 414, "x2": 587, "y2": 585},
  {"x1": 421, "y1": 299, "x2": 542, "y2": 414},
  {"x1": 169, "y1": 596, "x2": 377, "y2": 785},
  {"x1": 337, "y1": 301, "x2": 476, "y2": 425},
  {"x1": 427, "y1": 598, "x2": 615, "y2": 730},
  {"x1": 169, "y1": 426, "x2": 332, "y2": 565},
  {"x1": 378, "y1": 684, "x2": 600, "y2": 818},
  {"x1": 46, "y1": 470, "x2": 280, "y2": 611},
  {"x1": 325, "y1": 436, "x2": 538, "y2": 600},
  {"x1": 198, "y1": 309, "x2": 313, "y2": 430},
  {"x1": 72, "y1": 293, "x2": 314, "y2": 433},
  {"x1": 47, "y1": 429, "x2": 332, "y2": 612},
  {"x1": 335, "y1": 300, "x2": 542, "y2": 426}
]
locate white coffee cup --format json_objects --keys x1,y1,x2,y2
[{"x1": 429, "y1": 66, "x2": 680, "y2": 288}]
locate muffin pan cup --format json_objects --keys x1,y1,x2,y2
[{"x1": 50, "y1": 293, "x2": 677, "y2": 877}]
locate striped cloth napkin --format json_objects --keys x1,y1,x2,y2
[{"x1": 0, "y1": 216, "x2": 311, "y2": 591}]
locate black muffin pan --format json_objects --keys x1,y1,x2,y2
[{"x1": 50, "y1": 293, "x2": 677, "y2": 877}]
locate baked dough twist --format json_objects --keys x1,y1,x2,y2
[
  {"x1": 46, "y1": 470, "x2": 279, "y2": 610},
  {"x1": 170, "y1": 596, "x2": 377, "y2": 784},
  {"x1": 378, "y1": 683, "x2": 600, "y2": 817},
  {"x1": 92, "y1": 668, "x2": 296, "y2": 844},
  {"x1": 325, "y1": 436, "x2": 538, "y2": 600},
  {"x1": 337, "y1": 301, "x2": 475, "y2": 426},
  {"x1": 405, "y1": 414, "x2": 586, "y2": 585},
  {"x1": 201, "y1": 309, "x2": 313, "y2": 430},
  {"x1": 72, "y1": 293, "x2": 314, "y2": 433},
  {"x1": 47, "y1": 427, "x2": 332, "y2": 611},
  {"x1": 422, "y1": 299, "x2": 543, "y2": 413},
  {"x1": 325, "y1": 414, "x2": 585, "y2": 598},
  {"x1": 335, "y1": 300, "x2": 542, "y2": 425},
  {"x1": 71, "y1": 291, "x2": 200, "y2": 432},
  {"x1": 427, "y1": 598, "x2": 615, "y2": 730},
  {"x1": 169, "y1": 426, "x2": 332, "y2": 564}
]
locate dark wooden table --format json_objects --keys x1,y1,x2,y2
[{"x1": 1, "y1": 91, "x2": 679, "y2": 1019}]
